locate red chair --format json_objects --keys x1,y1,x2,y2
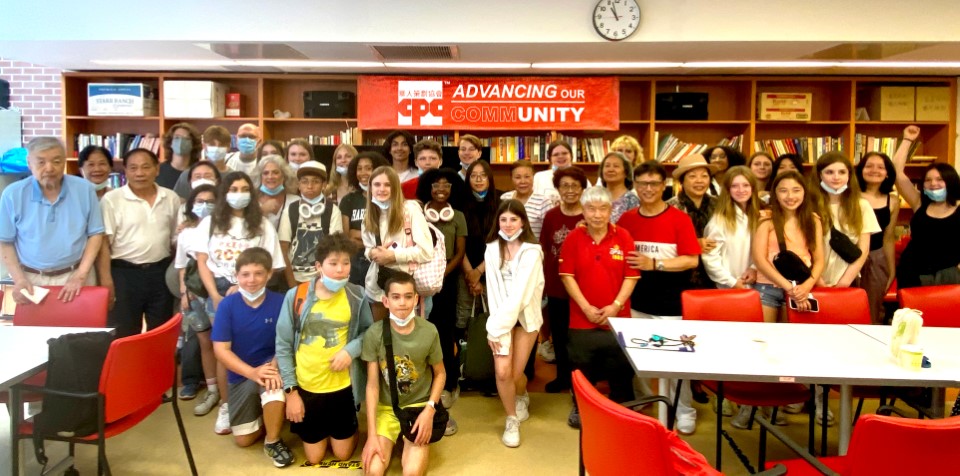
[
  {"x1": 767, "y1": 413, "x2": 960, "y2": 475},
  {"x1": 2, "y1": 286, "x2": 110, "y2": 405},
  {"x1": 572, "y1": 369, "x2": 786, "y2": 476},
  {"x1": 11, "y1": 314, "x2": 197, "y2": 475},
  {"x1": 898, "y1": 284, "x2": 960, "y2": 327},
  {"x1": 682, "y1": 289, "x2": 812, "y2": 471}
]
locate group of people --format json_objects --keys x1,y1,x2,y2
[{"x1": 2, "y1": 121, "x2": 956, "y2": 473}]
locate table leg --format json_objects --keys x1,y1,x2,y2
[
  {"x1": 657, "y1": 378, "x2": 669, "y2": 426},
  {"x1": 839, "y1": 384, "x2": 852, "y2": 455}
]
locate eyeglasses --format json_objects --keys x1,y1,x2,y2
[
  {"x1": 470, "y1": 174, "x2": 488, "y2": 182},
  {"x1": 431, "y1": 183, "x2": 452, "y2": 190},
  {"x1": 558, "y1": 184, "x2": 582, "y2": 191},
  {"x1": 635, "y1": 180, "x2": 664, "y2": 189}
]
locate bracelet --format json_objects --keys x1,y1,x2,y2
[
  {"x1": 902, "y1": 138, "x2": 914, "y2": 142},
  {"x1": 613, "y1": 299, "x2": 623, "y2": 310}
]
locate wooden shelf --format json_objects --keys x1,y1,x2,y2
[{"x1": 60, "y1": 73, "x2": 957, "y2": 168}]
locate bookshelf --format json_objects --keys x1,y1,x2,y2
[{"x1": 61, "y1": 73, "x2": 956, "y2": 187}]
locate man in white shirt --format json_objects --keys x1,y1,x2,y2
[
  {"x1": 225, "y1": 123, "x2": 262, "y2": 177},
  {"x1": 97, "y1": 148, "x2": 181, "y2": 337}
]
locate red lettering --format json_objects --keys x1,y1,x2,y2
[{"x1": 398, "y1": 98, "x2": 443, "y2": 126}]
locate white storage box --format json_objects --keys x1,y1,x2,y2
[
  {"x1": 87, "y1": 83, "x2": 158, "y2": 117},
  {"x1": 163, "y1": 81, "x2": 227, "y2": 118}
]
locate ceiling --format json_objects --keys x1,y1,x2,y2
[{"x1": 6, "y1": 40, "x2": 960, "y2": 76}]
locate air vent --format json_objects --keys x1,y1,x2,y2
[
  {"x1": 203, "y1": 43, "x2": 308, "y2": 60},
  {"x1": 371, "y1": 45, "x2": 459, "y2": 61}
]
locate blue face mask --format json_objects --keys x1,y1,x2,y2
[
  {"x1": 260, "y1": 184, "x2": 284, "y2": 196},
  {"x1": 473, "y1": 189, "x2": 488, "y2": 201},
  {"x1": 321, "y1": 273, "x2": 349, "y2": 293},
  {"x1": 237, "y1": 137, "x2": 257, "y2": 155},
  {"x1": 192, "y1": 202, "x2": 214, "y2": 219},
  {"x1": 92, "y1": 180, "x2": 109, "y2": 191},
  {"x1": 302, "y1": 194, "x2": 324, "y2": 205},
  {"x1": 335, "y1": 165, "x2": 348, "y2": 176},
  {"x1": 359, "y1": 183, "x2": 369, "y2": 192},
  {"x1": 460, "y1": 161, "x2": 470, "y2": 170},
  {"x1": 820, "y1": 180, "x2": 848, "y2": 195},
  {"x1": 372, "y1": 198, "x2": 391, "y2": 210},
  {"x1": 924, "y1": 188, "x2": 947, "y2": 202}
]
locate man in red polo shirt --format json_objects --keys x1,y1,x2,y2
[
  {"x1": 401, "y1": 139, "x2": 443, "y2": 200},
  {"x1": 558, "y1": 186, "x2": 639, "y2": 428}
]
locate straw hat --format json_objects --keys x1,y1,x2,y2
[
  {"x1": 671, "y1": 154, "x2": 719, "y2": 181},
  {"x1": 296, "y1": 160, "x2": 328, "y2": 179}
]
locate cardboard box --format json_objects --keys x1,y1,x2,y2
[
  {"x1": 87, "y1": 83, "x2": 158, "y2": 116},
  {"x1": 758, "y1": 92, "x2": 812, "y2": 121},
  {"x1": 867, "y1": 86, "x2": 915, "y2": 121},
  {"x1": 915, "y1": 87, "x2": 950, "y2": 122},
  {"x1": 163, "y1": 81, "x2": 227, "y2": 118}
]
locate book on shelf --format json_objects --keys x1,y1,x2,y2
[
  {"x1": 363, "y1": 134, "x2": 456, "y2": 147},
  {"x1": 853, "y1": 134, "x2": 904, "y2": 163},
  {"x1": 653, "y1": 133, "x2": 743, "y2": 163},
  {"x1": 459, "y1": 134, "x2": 551, "y2": 163},
  {"x1": 753, "y1": 136, "x2": 844, "y2": 163},
  {"x1": 74, "y1": 133, "x2": 161, "y2": 158},
  {"x1": 301, "y1": 127, "x2": 360, "y2": 146},
  {"x1": 553, "y1": 134, "x2": 608, "y2": 164}
]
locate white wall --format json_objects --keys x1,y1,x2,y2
[{"x1": 6, "y1": 0, "x2": 960, "y2": 43}]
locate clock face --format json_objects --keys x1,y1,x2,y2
[{"x1": 593, "y1": 0, "x2": 641, "y2": 41}]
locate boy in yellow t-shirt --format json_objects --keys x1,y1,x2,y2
[{"x1": 275, "y1": 233, "x2": 373, "y2": 465}]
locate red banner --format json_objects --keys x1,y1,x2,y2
[{"x1": 358, "y1": 76, "x2": 619, "y2": 131}]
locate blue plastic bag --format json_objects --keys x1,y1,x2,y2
[{"x1": 0, "y1": 147, "x2": 28, "y2": 174}]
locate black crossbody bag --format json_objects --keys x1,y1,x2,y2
[
  {"x1": 828, "y1": 226, "x2": 863, "y2": 263},
  {"x1": 382, "y1": 320, "x2": 448, "y2": 444},
  {"x1": 772, "y1": 222, "x2": 812, "y2": 283}
]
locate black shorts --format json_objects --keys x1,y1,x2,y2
[{"x1": 290, "y1": 386, "x2": 358, "y2": 444}]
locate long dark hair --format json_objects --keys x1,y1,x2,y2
[
  {"x1": 347, "y1": 151, "x2": 389, "y2": 189},
  {"x1": 769, "y1": 171, "x2": 819, "y2": 252},
  {"x1": 923, "y1": 163, "x2": 960, "y2": 207},
  {"x1": 855, "y1": 152, "x2": 896, "y2": 194},
  {"x1": 213, "y1": 171, "x2": 263, "y2": 238},
  {"x1": 486, "y1": 199, "x2": 538, "y2": 261}
]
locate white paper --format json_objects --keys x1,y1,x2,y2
[{"x1": 19, "y1": 286, "x2": 50, "y2": 304}]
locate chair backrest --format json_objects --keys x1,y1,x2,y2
[
  {"x1": 13, "y1": 286, "x2": 109, "y2": 327},
  {"x1": 846, "y1": 414, "x2": 960, "y2": 475},
  {"x1": 572, "y1": 370, "x2": 675, "y2": 476},
  {"x1": 99, "y1": 314, "x2": 182, "y2": 423},
  {"x1": 681, "y1": 289, "x2": 764, "y2": 322},
  {"x1": 898, "y1": 285, "x2": 960, "y2": 327},
  {"x1": 786, "y1": 287, "x2": 871, "y2": 325}
]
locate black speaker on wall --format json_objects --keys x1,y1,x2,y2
[{"x1": 0, "y1": 79, "x2": 10, "y2": 108}]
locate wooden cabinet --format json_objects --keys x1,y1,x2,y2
[{"x1": 62, "y1": 73, "x2": 956, "y2": 183}]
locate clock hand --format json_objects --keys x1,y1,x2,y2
[{"x1": 611, "y1": 5, "x2": 620, "y2": 21}]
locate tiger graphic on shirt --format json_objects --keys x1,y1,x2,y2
[{"x1": 380, "y1": 353, "x2": 419, "y2": 394}]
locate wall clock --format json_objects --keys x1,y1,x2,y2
[{"x1": 593, "y1": 0, "x2": 641, "y2": 41}]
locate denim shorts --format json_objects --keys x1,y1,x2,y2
[{"x1": 754, "y1": 283, "x2": 786, "y2": 308}]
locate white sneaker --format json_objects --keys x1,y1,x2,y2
[
  {"x1": 538, "y1": 341, "x2": 556, "y2": 362},
  {"x1": 441, "y1": 386, "x2": 460, "y2": 409},
  {"x1": 762, "y1": 406, "x2": 789, "y2": 426},
  {"x1": 214, "y1": 402, "x2": 231, "y2": 435},
  {"x1": 194, "y1": 389, "x2": 220, "y2": 416},
  {"x1": 816, "y1": 405, "x2": 836, "y2": 427},
  {"x1": 731, "y1": 405, "x2": 754, "y2": 430},
  {"x1": 783, "y1": 402, "x2": 805, "y2": 414},
  {"x1": 676, "y1": 414, "x2": 697, "y2": 435},
  {"x1": 515, "y1": 393, "x2": 530, "y2": 422},
  {"x1": 502, "y1": 416, "x2": 520, "y2": 448}
]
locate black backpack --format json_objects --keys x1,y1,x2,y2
[
  {"x1": 288, "y1": 198, "x2": 334, "y2": 236},
  {"x1": 32, "y1": 331, "x2": 114, "y2": 464}
]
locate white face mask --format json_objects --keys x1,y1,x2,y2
[
  {"x1": 389, "y1": 309, "x2": 416, "y2": 327},
  {"x1": 288, "y1": 161, "x2": 302, "y2": 171},
  {"x1": 335, "y1": 165, "x2": 348, "y2": 176},
  {"x1": 359, "y1": 183, "x2": 369, "y2": 192},
  {"x1": 226, "y1": 192, "x2": 251, "y2": 209},
  {"x1": 92, "y1": 180, "x2": 110, "y2": 191},
  {"x1": 499, "y1": 229, "x2": 522, "y2": 242},
  {"x1": 372, "y1": 198, "x2": 391, "y2": 210},
  {"x1": 820, "y1": 180, "x2": 848, "y2": 195},
  {"x1": 191, "y1": 178, "x2": 216, "y2": 189},
  {"x1": 238, "y1": 286, "x2": 266, "y2": 302}
]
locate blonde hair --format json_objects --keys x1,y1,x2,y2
[
  {"x1": 325, "y1": 143, "x2": 358, "y2": 198},
  {"x1": 363, "y1": 166, "x2": 406, "y2": 237},
  {"x1": 713, "y1": 166, "x2": 761, "y2": 235},
  {"x1": 610, "y1": 135, "x2": 645, "y2": 166}
]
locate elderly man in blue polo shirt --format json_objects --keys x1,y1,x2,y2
[{"x1": 0, "y1": 137, "x2": 104, "y2": 304}]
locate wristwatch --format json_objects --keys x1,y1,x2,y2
[
  {"x1": 656, "y1": 260, "x2": 666, "y2": 271},
  {"x1": 426, "y1": 400, "x2": 437, "y2": 409},
  {"x1": 284, "y1": 386, "x2": 299, "y2": 394}
]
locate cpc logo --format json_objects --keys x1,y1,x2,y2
[{"x1": 398, "y1": 81, "x2": 443, "y2": 126}]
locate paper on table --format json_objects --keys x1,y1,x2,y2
[{"x1": 20, "y1": 286, "x2": 50, "y2": 304}]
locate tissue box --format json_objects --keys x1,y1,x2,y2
[
  {"x1": 163, "y1": 81, "x2": 227, "y2": 118},
  {"x1": 87, "y1": 83, "x2": 158, "y2": 117}
]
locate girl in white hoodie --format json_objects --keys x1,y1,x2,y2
[{"x1": 484, "y1": 199, "x2": 545, "y2": 448}]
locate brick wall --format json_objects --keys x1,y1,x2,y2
[{"x1": 0, "y1": 57, "x2": 63, "y2": 145}]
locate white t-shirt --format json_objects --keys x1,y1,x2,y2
[
  {"x1": 225, "y1": 152, "x2": 260, "y2": 177},
  {"x1": 533, "y1": 168, "x2": 591, "y2": 198},
  {"x1": 397, "y1": 167, "x2": 418, "y2": 184},
  {"x1": 192, "y1": 215, "x2": 286, "y2": 284},
  {"x1": 174, "y1": 224, "x2": 200, "y2": 269},
  {"x1": 820, "y1": 199, "x2": 882, "y2": 286}
]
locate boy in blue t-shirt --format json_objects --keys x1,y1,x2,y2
[{"x1": 211, "y1": 247, "x2": 294, "y2": 468}]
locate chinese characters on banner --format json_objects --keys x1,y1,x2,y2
[{"x1": 358, "y1": 76, "x2": 620, "y2": 131}]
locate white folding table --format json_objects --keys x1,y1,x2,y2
[{"x1": 607, "y1": 318, "x2": 960, "y2": 456}]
